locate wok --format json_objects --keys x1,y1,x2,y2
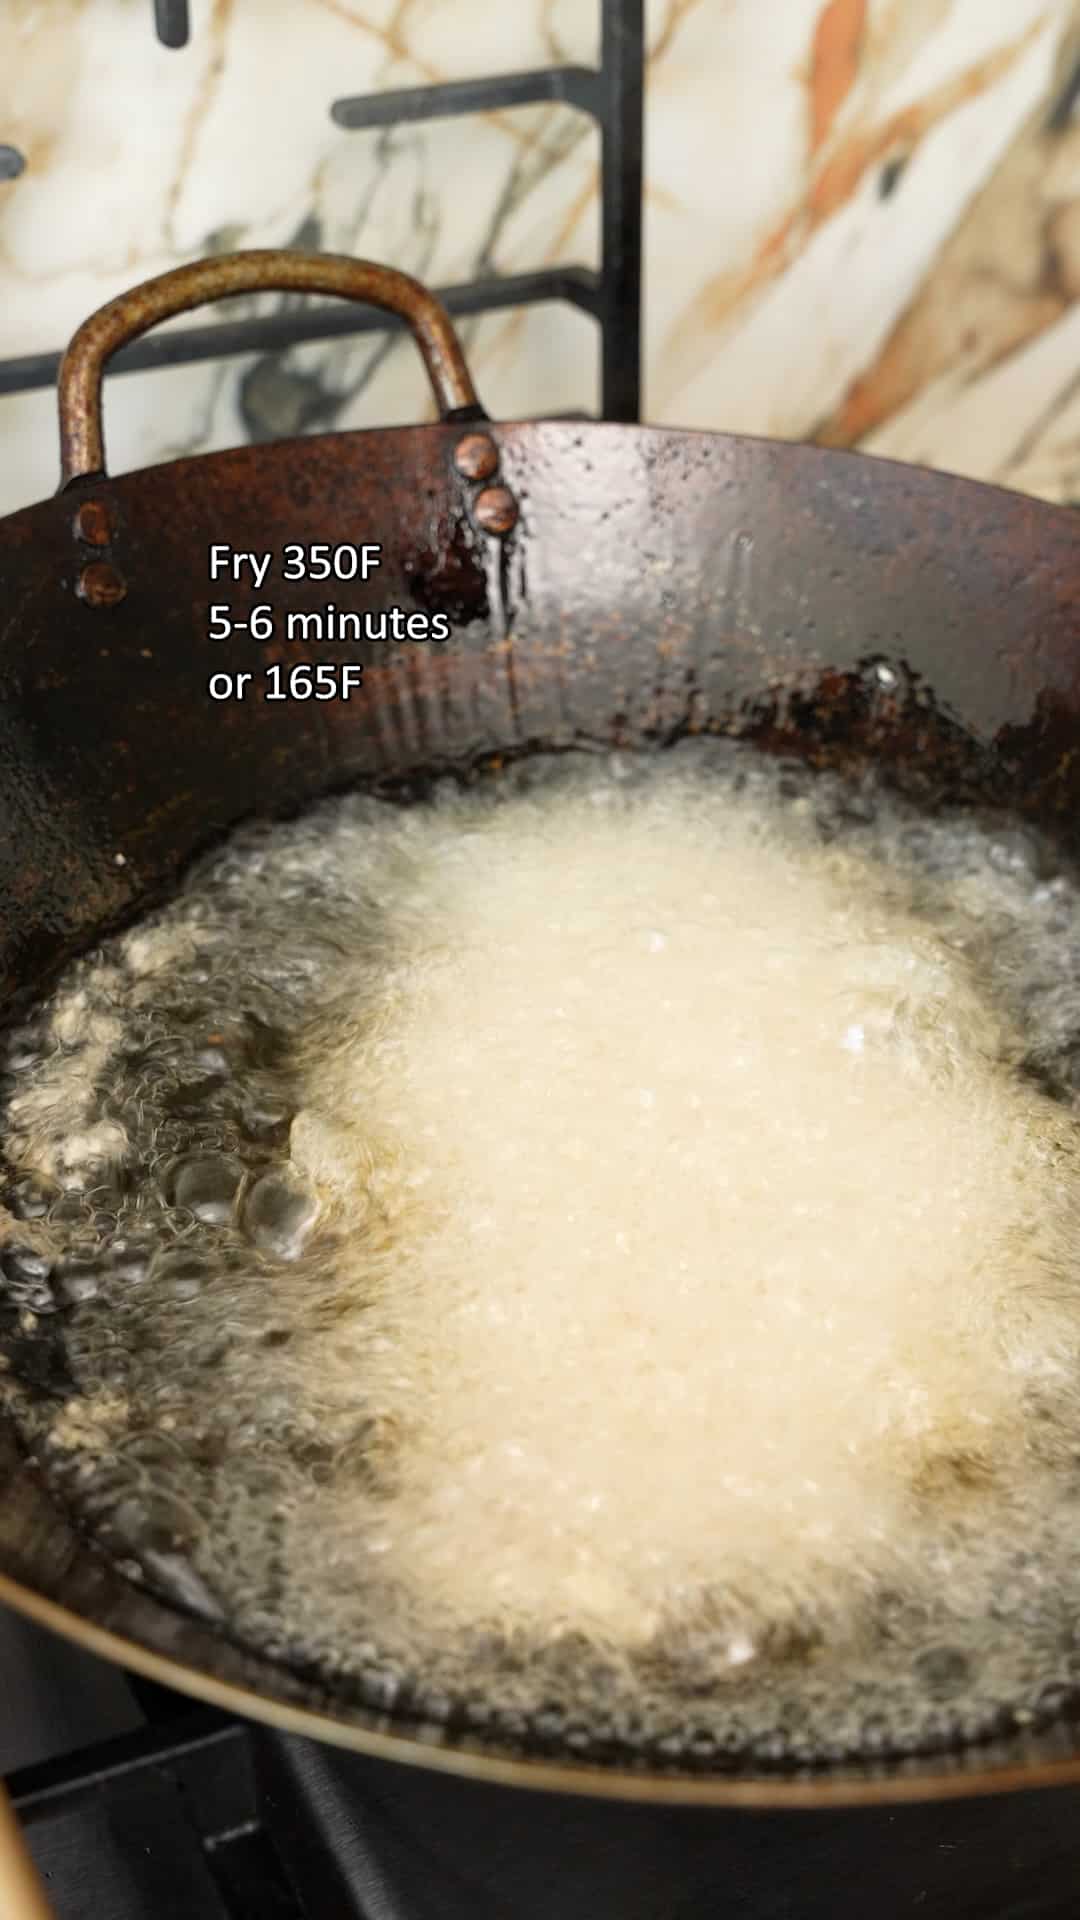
[{"x1": 0, "y1": 249, "x2": 1077, "y2": 1812}]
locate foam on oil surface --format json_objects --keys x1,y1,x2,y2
[{"x1": 5, "y1": 742, "x2": 1080, "y2": 1769}]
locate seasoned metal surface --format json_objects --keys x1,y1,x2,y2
[{"x1": 0, "y1": 403, "x2": 1077, "y2": 1803}]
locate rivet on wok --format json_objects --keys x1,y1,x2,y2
[
  {"x1": 72, "y1": 499, "x2": 112, "y2": 547},
  {"x1": 454, "y1": 432, "x2": 499, "y2": 481},
  {"x1": 473, "y1": 485, "x2": 519, "y2": 537},
  {"x1": 76, "y1": 561, "x2": 128, "y2": 607}
]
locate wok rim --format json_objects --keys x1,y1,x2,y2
[
  {"x1": 3, "y1": 1567, "x2": 1080, "y2": 1808},
  {"x1": 32, "y1": 414, "x2": 1080, "y2": 528}
]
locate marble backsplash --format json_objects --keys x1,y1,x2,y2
[{"x1": 0, "y1": 0, "x2": 1078, "y2": 515}]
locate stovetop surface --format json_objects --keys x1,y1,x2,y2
[{"x1": 7, "y1": 1605, "x2": 1080, "y2": 1920}]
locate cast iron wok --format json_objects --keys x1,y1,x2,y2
[{"x1": 0, "y1": 251, "x2": 1076, "y2": 1807}]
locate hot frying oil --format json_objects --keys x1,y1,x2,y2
[{"x1": 4, "y1": 740, "x2": 1080, "y2": 1767}]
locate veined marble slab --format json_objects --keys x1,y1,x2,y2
[{"x1": 0, "y1": 0, "x2": 1077, "y2": 515}]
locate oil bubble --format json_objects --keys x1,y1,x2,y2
[
  {"x1": 170, "y1": 1152, "x2": 244, "y2": 1225},
  {"x1": 147, "y1": 1248, "x2": 212, "y2": 1301},
  {"x1": 242, "y1": 1169, "x2": 318, "y2": 1260}
]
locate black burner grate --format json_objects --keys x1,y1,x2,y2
[
  {"x1": 153, "y1": 0, "x2": 190, "y2": 50},
  {"x1": 11, "y1": 1684, "x2": 1080, "y2": 1920}
]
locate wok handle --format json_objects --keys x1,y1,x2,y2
[{"x1": 57, "y1": 250, "x2": 485, "y2": 486}]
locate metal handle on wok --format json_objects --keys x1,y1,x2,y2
[{"x1": 57, "y1": 250, "x2": 486, "y2": 486}]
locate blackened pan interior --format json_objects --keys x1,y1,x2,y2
[{"x1": 0, "y1": 420, "x2": 1076, "y2": 1805}]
